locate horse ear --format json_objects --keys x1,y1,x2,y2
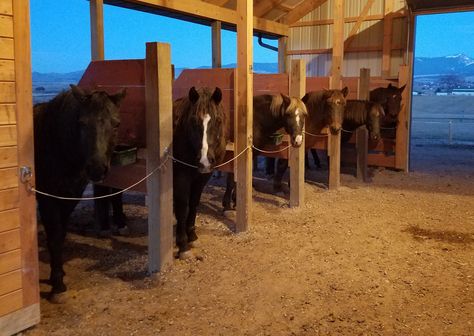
[
  {"x1": 281, "y1": 94, "x2": 291, "y2": 107},
  {"x1": 302, "y1": 93, "x2": 309, "y2": 103},
  {"x1": 109, "y1": 88, "x2": 127, "y2": 107},
  {"x1": 211, "y1": 87, "x2": 222, "y2": 104},
  {"x1": 399, "y1": 84, "x2": 406, "y2": 94},
  {"x1": 387, "y1": 83, "x2": 393, "y2": 89},
  {"x1": 341, "y1": 86, "x2": 349, "y2": 97},
  {"x1": 70, "y1": 84, "x2": 88, "y2": 102},
  {"x1": 189, "y1": 87, "x2": 199, "y2": 104}
]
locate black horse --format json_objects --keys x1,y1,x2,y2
[
  {"x1": 369, "y1": 83, "x2": 406, "y2": 137},
  {"x1": 173, "y1": 87, "x2": 227, "y2": 259},
  {"x1": 34, "y1": 85, "x2": 125, "y2": 301},
  {"x1": 274, "y1": 88, "x2": 348, "y2": 188},
  {"x1": 222, "y1": 94, "x2": 307, "y2": 210}
]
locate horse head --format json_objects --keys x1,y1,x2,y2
[
  {"x1": 279, "y1": 94, "x2": 307, "y2": 147},
  {"x1": 367, "y1": 103, "x2": 385, "y2": 142},
  {"x1": 184, "y1": 86, "x2": 226, "y2": 174},
  {"x1": 322, "y1": 87, "x2": 348, "y2": 134},
  {"x1": 70, "y1": 84, "x2": 125, "y2": 182},
  {"x1": 371, "y1": 83, "x2": 405, "y2": 123}
]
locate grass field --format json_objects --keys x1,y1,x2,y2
[{"x1": 412, "y1": 95, "x2": 474, "y2": 144}]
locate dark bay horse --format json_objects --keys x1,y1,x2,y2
[
  {"x1": 222, "y1": 94, "x2": 307, "y2": 210},
  {"x1": 370, "y1": 83, "x2": 406, "y2": 137},
  {"x1": 34, "y1": 85, "x2": 125, "y2": 301},
  {"x1": 173, "y1": 87, "x2": 227, "y2": 259},
  {"x1": 342, "y1": 100, "x2": 385, "y2": 142},
  {"x1": 274, "y1": 88, "x2": 348, "y2": 188}
]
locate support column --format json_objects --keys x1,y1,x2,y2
[
  {"x1": 382, "y1": 0, "x2": 394, "y2": 78},
  {"x1": 90, "y1": 0, "x2": 104, "y2": 61},
  {"x1": 328, "y1": 0, "x2": 344, "y2": 190},
  {"x1": 358, "y1": 68, "x2": 370, "y2": 100},
  {"x1": 278, "y1": 36, "x2": 288, "y2": 74},
  {"x1": 235, "y1": 0, "x2": 253, "y2": 232},
  {"x1": 145, "y1": 43, "x2": 173, "y2": 274},
  {"x1": 212, "y1": 21, "x2": 222, "y2": 68},
  {"x1": 396, "y1": 65, "x2": 410, "y2": 172},
  {"x1": 289, "y1": 59, "x2": 306, "y2": 207}
]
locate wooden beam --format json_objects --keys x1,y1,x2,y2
[
  {"x1": 235, "y1": 0, "x2": 253, "y2": 233},
  {"x1": 287, "y1": 44, "x2": 405, "y2": 55},
  {"x1": 0, "y1": 303, "x2": 40, "y2": 336},
  {"x1": 358, "y1": 67, "x2": 370, "y2": 100},
  {"x1": 328, "y1": 0, "x2": 343, "y2": 190},
  {"x1": 356, "y1": 126, "x2": 369, "y2": 182},
  {"x1": 203, "y1": 0, "x2": 230, "y2": 6},
  {"x1": 90, "y1": 0, "x2": 105, "y2": 61},
  {"x1": 289, "y1": 59, "x2": 305, "y2": 208},
  {"x1": 290, "y1": 12, "x2": 407, "y2": 27},
  {"x1": 145, "y1": 42, "x2": 173, "y2": 273},
  {"x1": 344, "y1": 0, "x2": 376, "y2": 49},
  {"x1": 382, "y1": 0, "x2": 393, "y2": 78},
  {"x1": 254, "y1": 0, "x2": 285, "y2": 18},
  {"x1": 396, "y1": 65, "x2": 410, "y2": 172},
  {"x1": 280, "y1": 0, "x2": 328, "y2": 25},
  {"x1": 278, "y1": 36, "x2": 287, "y2": 73},
  {"x1": 13, "y1": 0, "x2": 39, "y2": 311},
  {"x1": 211, "y1": 21, "x2": 222, "y2": 68},
  {"x1": 113, "y1": 0, "x2": 288, "y2": 36}
]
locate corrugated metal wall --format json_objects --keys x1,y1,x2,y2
[{"x1": 287, "y1": 0, "x2": 409, "y2": 78}]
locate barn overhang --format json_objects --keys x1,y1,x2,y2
[{"x1": 406, "y1": 0, "x2": 474, "y2": 14}]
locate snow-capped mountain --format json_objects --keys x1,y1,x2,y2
[{"x1": 414, "y1": 54, "x2": 474, "y2": 76}]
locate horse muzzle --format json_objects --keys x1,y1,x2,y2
[{"x1": 291, "y1": 134, "x2": 303, "y2": 147}]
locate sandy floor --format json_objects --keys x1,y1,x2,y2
[{"x1": 25, "y1": 143, "x2": 474, "y2": 336}]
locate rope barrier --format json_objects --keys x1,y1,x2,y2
[
  {"x1": 252, "y1": 144, "x2": 291, "y2": 154},
  {"x1": 30, "y1": 155, "x2": 171, "y2": 201},
  {"x1": 304, "y1": 131, "x2": 328, "y2": 138},
  {"x1": 29, "y1": 146, "x2": 252, "y2": 201}
]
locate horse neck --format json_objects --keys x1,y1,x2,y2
[
  {"x1": 306, "y1": 99, "x2": 328, "y2": 134},
  {"x1": 253, "y1": 97, "x2": 285, "y2": 147},
  {"x1": 344, "y1": 101, "x2": 370, "y2": 129}
]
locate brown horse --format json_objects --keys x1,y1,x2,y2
[
  {"x1": 34, "y1": 85, "x2": 125, "y2": 301},
  {"x1": 342, "y1": 100, "x2": 385, "y2": 142},
  {"x1": 370, "y1": 83, "x2": 406, "y2": 137},
  {"x1": 274, "y1": 88, "x2": 348, "y2": 190},
  {"x1": 173, "y1": 87, "x2": 227, "y2": 259},
  {"x1": 222, "y1": 94, "x2": 307, "y2": 210}
]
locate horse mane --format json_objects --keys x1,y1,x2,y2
[
  {"x1": 345, "y1": 100, "x2": 371, "y2": 124},
  {"x1": 269, "y1": 94, "x2": 307, "y2": 118}
]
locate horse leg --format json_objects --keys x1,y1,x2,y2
[
  {"x1": 310, "y1": 148, "x2": 322, "y2": 168},
  {"x1": 274, "y1": 158, "x2": 288, "y2": 192},
  {"x1": 222, "y1": 173, "x2": 236, "y2": 211},
  {"x1": 174, "y1": 171, "x2": 191, "y2": 254},
  {"x1": 93, "y1": 184, "x2": 111, "y2": 236},
  {"x1": 265, "y1": 157, "x2": 275, "y2": 176},
  {"x1": 111, "y1": 188, "x2": 128, "y2": 235},
  {"x1": 186, "y1": 174, "x2": 211, "y2": 246}
]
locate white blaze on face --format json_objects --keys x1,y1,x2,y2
[
  {"x1": 294, "y1": 108, "x2": 303, "y2": 146},
  {"x1": 199, "y1": 114, "x2": 211, "y2": 169}
]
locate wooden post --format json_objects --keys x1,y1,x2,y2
[
  {"x1": 145, "y1": 42, "x2": 173, "y2": 274},
  {"x1": 235, "y1": 0, "x2": 253, "y2": 233},
  {"x1": 211, "y1": 21, "x2": 222, "y2": 68},
  {"x1": 356, "y1": 68, "x2": 370, "y2": 181},
  {"x1": 289, "y1": 59, "x2": 305, "y2": 207},
  {"x1": 356, "y1": 126, "x2": 369, "y2": 182},
  {"x1": 328, "y1": 0, "x2": 344, "y2": 190},
  {"x1": 90, "y1": 0, "x2": 105, "y2": 61},
  {"x1": 278, "y1": 36, "x2": 287, "y2": 73},
  {"x1": 396, "y1": 65, "x2": 410, "y2": 172},
  {"x1": 382, "y1": 0, "x2": 393, "y2": 78},
  {"x1": 13, "y1": 0, "x2": 39, "y2": 313},
  {"x1": 358, "y1": 68, "x2": 370, "y2": 100}
]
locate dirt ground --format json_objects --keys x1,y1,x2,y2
[{"x1": 25, "y1": 143, "x2": 473, "y2": 336}]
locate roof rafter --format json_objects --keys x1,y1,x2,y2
[
  {"x1": 104, "y1": 0, "x2": 288, "y2": 36},
  {"x1": 254, "y1": 0, "x2": 286, "y2": 18},
  {"x1": 279, "y1": 0, "x2": 328, "y2": 25}
]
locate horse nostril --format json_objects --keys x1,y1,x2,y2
[{"x1": 209, "y1": 157, "x2": 215, "y2": 165}]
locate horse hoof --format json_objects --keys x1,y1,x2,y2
[
  {"x1": 117, "y1": 226, "x2": 130, "y2": 236},
  {"x1": 223, "y1": 210, "x2": 236, "y2": 220},
  {"x1": 188, "y1": 240, "x2": 200, "y2": 248},
  {"x1": 179, "y1": 250, "x2": 195, "y2": 261},
  {"x1": 98, "y1": 230, "x2": 112, "y2": 238},
  {"x1": 48, "y1": 292, "x2": 68, "y2": 304}
]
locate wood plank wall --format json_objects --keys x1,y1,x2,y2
[
  {"x1": 0, "y1": 0, "x2": 23, "y2": 318},
  {"x1": 0, "y1": 1, "x2": 40, "y2": 332}
]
